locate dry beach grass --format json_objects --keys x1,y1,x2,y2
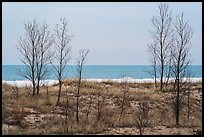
[{"x1": 2, "y1": 80, "x2": 202, "y2": 135}]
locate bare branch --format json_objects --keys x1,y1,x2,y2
[
  {"x1": 148, "y1": 2, "x2": 174, "y2": 91},
  {"x1": 75, "y1": 48, "x2": 89, "y2": 122},
  {"x1": 171, "y1": 13, "x2": 193, "y2": 126},
  {"x1": 16, "y1": 19, "x2": 53, "y2": 96},
  {"x1": 53, "y1": 17, "x2": 73, "y2": 105}
]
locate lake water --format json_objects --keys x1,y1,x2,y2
[{"x1": 2, "y1": 65, "x2": 202, "y2": 81}]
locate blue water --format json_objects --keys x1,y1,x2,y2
[{"x1": 2, "y1": 65, "x2": 202, "y2": 81}]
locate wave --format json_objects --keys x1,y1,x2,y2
[
  {"x1": 2, "y1": 77, "x2": 202, "y2": 87},
  {"x1": 2, "y1": 80, "x2": 59, "y2": 87},
  {"x1": 85, "y1": 77, "x2": 202, "y2": 83}
]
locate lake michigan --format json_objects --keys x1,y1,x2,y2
[{"x1": 2, "y1": 65, "x2": 202, "y2": 81}]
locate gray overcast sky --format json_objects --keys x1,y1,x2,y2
[{"x1": 2, "y1": 2, "x2": 202, "y2": 65}]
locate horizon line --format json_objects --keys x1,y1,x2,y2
[{"x1": 2, "y1": 64, "x2": 202, "y2": 66}]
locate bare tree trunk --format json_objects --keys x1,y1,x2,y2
[
  {"x1": 86, "y1": 96, "x2": 92, "y2": 123},
  {"x1": 31, "y1": 35, "x2": 36, "y2": 97},
  {"x1": 119, "y1": 91, "x2": 125, "y2": 125},
  {"x1": 97, "y1": 95, "x2": 100, "y2": 122},
  {"x1": 96, "y1": 90, "x2": 100, "y2": 122},
  {"x1": 186, "y1": 73, "x2": 192, "y2": 122},
  {"x1": 187, "y1": 83, "x2": 190, "y2": 121},
  {"x1": 165, "y1": 52, "x2": 173, "y2": 87},
  {"x1": 46, "y1": 84, "x2": 50, "y2": 105},
  {"x1": 56, "y1": 48, "x2": 63, "y2": 105},
  {"x1": 57, "y1": 80, "x2": 62, "y2": 105},
  {"x1": 147, "y1": 43, "x2": 158, "y2": 89},
  {"x1": 187, "y1": 92, "x2": 190, "y2": 121},
  {"x1": 76, "y1": 72, "x2": 82, "y2": 123},
  {"x1": 96, "y1": 90, "x2": 104, "y2": 122},
  {"x1": 17, "y1": 19, "x2": 53, "y2": 97},
  {"x1": 51, "y1": 18, "x2": 72, "y2": 105},
  {"x1": 36, "y1": 80, "x2": 40, "y2": 95},
  {"x1": 76, "y1": 49, "x2": 89, "y2": 123},
  {"x1": 32, "y1": 70, "x2": 36, "y2": 96},
  {"x1": 176, "y1": 75, "x2": 180, "y2": 126},
  {"x1": 153, "y1": 61, "x2": 157, "y2": 88},
  {"x1": 172, "y1": 13, "x2": 193, "y2": 127},
  {"x1": 149, "y1": 3, "x2": 174, "y2": 92},
  {"x1": 63, "y1": 96, "x2": 69, "y2": 134},
  {"x1": 161, "y1": 60, "x2": 164, "y2": 92},
  {"x1": 119, "y1": 89, "x2": 127, "y2": 125}
]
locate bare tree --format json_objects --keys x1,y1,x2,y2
[
  {"x1": 165, "y1": 44, "x2": 174, "y2": 87},
  {"x1": 75, "y1": 49, "x2": 89, "y2": 122},
  {"x1": 36, "y1": 22, "x2": 53, "y2": 95},
  {"x1": 51, "y1": 18, "x2": 73, "y2": 105},
  {"x1": 149, "y1": 3, "x2": 174, "y2": 92},
  {"x1": 119, "y1": 75, "x2": 129, "y2": 125},
  {"x1": 135, "y1": 98, "x2": 150, "y2": 135},
  {"x1": 17, "y1": 19, "x2": 53, "y2": 97},
  {"x1": 171, "y1": 13, "x2": 193, "y2": 126},
  {"x1": 147, "y1": 42, "x2": 158, "y2": 88}
]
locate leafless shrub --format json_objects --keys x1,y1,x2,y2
[
  {"x1": 134, "y1": 98, "x2": 150, "y2": 135},
  {"x1": 11, "y1": 84, "x2": 19, "y2": 99},
  {"x1": 119, "y1": 75, "x2": 130, "y2": 126},
  {"x1": 45, "y1": 84, "x2": 51, "y2": 106},
  {"x1": 96, "y1": 89, "x2": 105, "y2": 122}
]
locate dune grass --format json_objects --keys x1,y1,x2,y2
[{"x1": 2, "y1": 80, "x2": 202, "y2": 135}]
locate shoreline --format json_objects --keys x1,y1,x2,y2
[{"x1": 2, "y1": 77, "x2": 202, "y2": 87}]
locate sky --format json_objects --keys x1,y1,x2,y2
[{"x1": 2, "y1": 2, "x2": 202, "y2": 65}]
